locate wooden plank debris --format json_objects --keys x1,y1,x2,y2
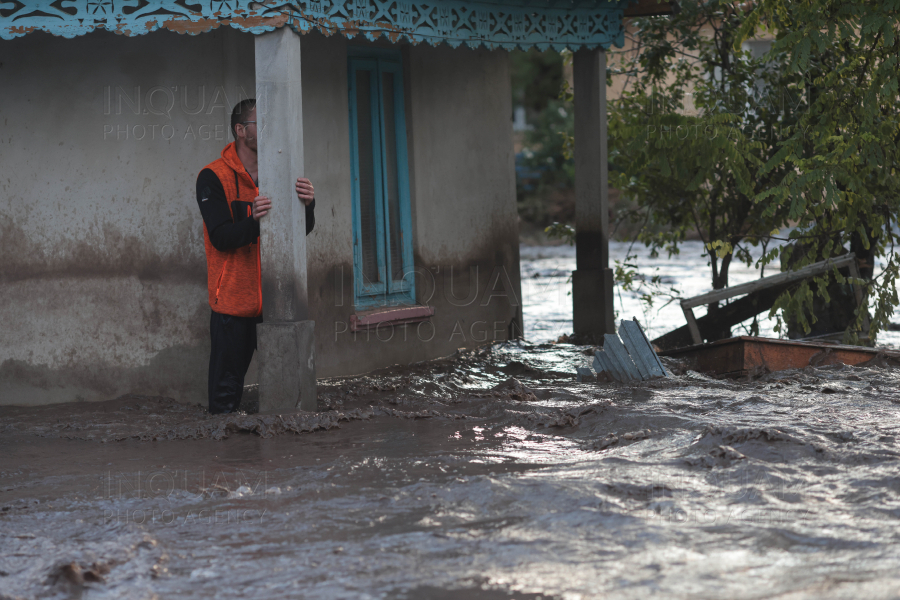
[
  {"x1": 659, "y1": 336, "x2": 900, "y2": 378},
  {"x1": 681, "y1": 254, "x2": 858, "y2": 310},
  {"x1": 676, "y1": 253, "x2": 869, "y2": 346},
  {"x1": 592, "y1": 319, "x2": 669, "y2": 383},
  {"x1": 652, "y1": 283, "x2": 789, "y2": 351}
]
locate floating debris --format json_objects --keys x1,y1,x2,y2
[
  {"x1": 658, "y1": 336, "x2": 900, "y2": 379},
  {"x1": 593, "y1": 319, "x2": 669, "y2": 383},
  {"x1": 575, "y1": 367, "x2": 593, "y2": 382}
]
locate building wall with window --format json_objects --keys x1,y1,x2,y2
[
  {"x1": 305, "y1": 35, "x2": 522, "y2": 378},
  {"x1": 0, "y1": 28, "x2": 521, "y2": 406}
]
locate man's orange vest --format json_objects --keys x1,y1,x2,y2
[{"x1": 200, "y1": 142, "x2": 263, "y2": 318}]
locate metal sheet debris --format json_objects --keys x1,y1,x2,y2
[
  {"x1": 575, "y1": 367, "x2": 593, "y2": 382},
  {"x1": 619, "y1": 319, "x2": 668, "y2": 378},
  {"x1": 592, "y1": 319, "x2": 669, "y2": 383}
]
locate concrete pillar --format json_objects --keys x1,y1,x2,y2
[
  {"x1": 255, "y1": 27, "x2": 317, "y2": 412},
  {"x1": 572, "y1": 48, "x2": 615, "y2": 340}
]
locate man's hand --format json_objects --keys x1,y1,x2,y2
[
  {"x1": 296, "y1": 177, "x2": 315, "y2": 206},
  {"x1": 252, "y1": 195, "x2": 271, "y2": 221}
]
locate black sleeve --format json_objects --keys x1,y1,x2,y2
[
  {"x1": 196, "y1": 168, "x2": 260, "y2": 251},
  {"x1": 306, "y1": 198, "x2": 316, "y2": 236}
]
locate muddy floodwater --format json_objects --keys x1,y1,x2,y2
[{"x1": 4, "y1": 243, "x2": 900, "y2": 599}]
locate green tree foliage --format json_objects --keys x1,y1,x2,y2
[
  {"x1": 510, "y1": 49, "x2": 576, "y2": 226},
  {"x1": 521, "y1": 98, "x2": 575, "y2": 191},
  {"x1": 736, "y1": 0, "x2": 900, "y2": 341},
  {"x1": 510, "y1": 49, "x2": 566, "y2": 116},
  {"x1": 610, "y1": 0, "x2": 900, "y2": 341}
]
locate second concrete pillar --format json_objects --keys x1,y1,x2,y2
[{"x1": 572, "y1": 47, "x2": 615, "y2": 340}]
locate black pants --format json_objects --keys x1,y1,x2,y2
[{"x1": 208, "y1": 311, "x2": 262, "y2": 414}]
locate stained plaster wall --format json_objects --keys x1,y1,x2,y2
[
  {"x1": 0, "y1": 28, "x2": 255, "y2": 406},
  {"x1": 0, "y1": 29, "x2": 521, "y2": 406},
  {"x1": 306, "y1": 37, "x2": 522, "y2": 378}
]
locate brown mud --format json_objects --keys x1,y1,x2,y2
[{"x1": 3, "y1": 341, "x2": 900, "y2": 599}]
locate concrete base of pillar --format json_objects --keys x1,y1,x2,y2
[
  {"x1": 572, "y1": 268, "x2": 615, "y2": 341},
  {"x1": 257, "y1": 320, "x2": 317, "y2": 413}
]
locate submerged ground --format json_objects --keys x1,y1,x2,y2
[
  {"x1": 3, "y1": 340, "x2": 900, "y2": 599},
  {"x1": 5, "y1": 241, "x2": 900, "y2": 598}
]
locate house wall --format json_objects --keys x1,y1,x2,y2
[
  {"x1": 0, "y1": 29, "x2": 520, "y2": 407},
  {"x1": 0, "y1": 28, "x2": 255, "y2": 406},
  {"x1": 307, "y1": 37, "x2": 521, "y2": 378}
]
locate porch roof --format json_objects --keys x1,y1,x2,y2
[{"x1": 0, "y1": 0, "x2": 635, "y2": 51}]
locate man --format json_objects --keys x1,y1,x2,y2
[{"x1": 196, "y1": 98, "x2": 316, "y2": 414}]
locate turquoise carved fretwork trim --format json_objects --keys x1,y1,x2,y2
[{"x1": 0, "y1": 0, "x2": 627, "y2": 51}]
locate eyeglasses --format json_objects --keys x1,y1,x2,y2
[{"x1": 239, "y1": 121, "x2": 257, "y2": 126}]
